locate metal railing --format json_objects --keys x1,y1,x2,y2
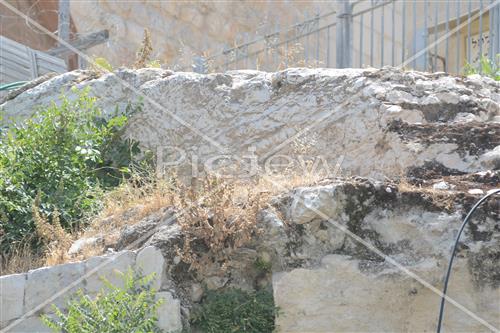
[
  {"x1": 189, "y1": 0, "x2": 500, "y2": 75},
  {"x1": 348, "y1": 0, "x2": 500, "y2": 73},
  {"x1": 187, "y1": 10, "x2": 338, "y2": 73}
]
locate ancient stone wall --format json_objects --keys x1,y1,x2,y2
[
  {"x1": 2, "y1": 67, "x2": 499, "y2": 179},
  {"x1": 0, "y1": 67, "x2": 498, "y2": 332},
  {"x1": 0, "y1": 247, "x2": 182, "y2": 332}
]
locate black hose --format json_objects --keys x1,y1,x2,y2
[{"x1": 437, "y1": 188, "x2": 500, "y2": 333}]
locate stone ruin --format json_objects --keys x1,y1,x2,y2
[{"x1": 0, "y1": 67, "x2": 499, "y2": 332}]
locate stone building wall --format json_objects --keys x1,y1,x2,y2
[
  {"x1": 69, "y1": 2, "x2": 487, "y2": 73},
  {"x1": 69, "y1": 1, "x2": 337, "y2": 69}
]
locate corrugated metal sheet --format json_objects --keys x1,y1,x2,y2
[{"x1": 0, "y1": 36, "x2": 67, "y2": 84}]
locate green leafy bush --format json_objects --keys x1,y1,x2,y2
[
  {"x1": 0, "y1": 89, "x2": 140, "y2": 252},
  {"x1": 464, "y1": 55, "x2": 499, "y2": 81},
  {"x1": 42, "y1": 270, "x2": 163, "y2": 333},
  {"x1": 191, "y1": 288, "x2": 278, "y2": 333}
]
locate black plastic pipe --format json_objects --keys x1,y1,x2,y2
[{"x1": 437, "y1": 188, "x2": 500, "y2": 333}]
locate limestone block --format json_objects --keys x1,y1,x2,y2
[
  {"x1": 24, "y1": 262, "x2": 85, "y2": 314},
  {"x1": 2, "y1": 68, "x2": 498, "y2": 180},
  {"x1": 1, "y1": 316, "x2": 51, "y2": 333},
  {"x1": 84, "y1": 251, "x2": 136, "y2": 295},
  {"x1": 289, "y1": 185, "x2": 342, "y2": 224},
  {"x1": 135, "y1": 246, "x2": 165, "y2": 290},
  {"x1": 156, "y1": 291, "x2": 182, "y2": 333},
  {"x1": 273, "y1": 254, "x2": 500, "y2": 333},
  {"x1": 0, "y1": 273, "x2": 25, "y2": 322},
  {"x1": 479, "y1": 145, "x2": 500, "y2": 169}
]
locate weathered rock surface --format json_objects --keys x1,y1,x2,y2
[
  {"x1": 1, "y1": 176, "x2": 498, "y2": 332},
  {"x1": 2, "y1": 68, "x2": 498, "y2": 179},
  {"x1": 1, "y1": 68, "x2": 499, "y2": 332},
  {"x1": 268, "y1": 177, "x2": 499, "y2": 332},
  {"x1": 155, "y1": 291, "x2": 183, "y2": 332},
  {"x1": 24, "y1": 262, "x2": 85, "y2": 314},
  {"x1": 0, "y1": 273, "x2": 25, "y2": 323},
  {"x1": 273, "y1": 255, "x2": 499, "y2": 332},
  {"x1": 136, "y1": 246, "x2": 165, "y2": 290}
]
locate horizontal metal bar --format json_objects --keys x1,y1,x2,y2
[
  {"x1": 221, "y1": 22, "x2": 339, "y2": 68},
  {"x1": 207, "y1": 10, "x2": 337, "y2": 61},
  {"x1": 352, "y1": 0, "x2": 394, "y2": 17}
]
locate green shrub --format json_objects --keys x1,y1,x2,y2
[
  {"x1": 191, "y1": 288, "x2": 278, "y2": 333},
  {"x1": 42, "y1": 270, "x2": 163, "y2": 333},
  {"x1": 0, "y1": 88, "x2": 140, "y2": 252},
  {"x1": 464, "y1": 54, "x2": 499, "y2": 81},
  {"x1": 254, "y1": 257, "x2": 272, "y2": 274}
]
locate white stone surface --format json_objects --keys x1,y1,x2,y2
[
  {"x1": 273, "y1": 255, "x2": 500, "y2": 333},
  {"x1": 468, "y1": 188, "x2": 484, "y2": 195},
  {"x1": 67, "y1": 236, "x2": 102, "y2": 256},
  {"x1": 433, "y1": 180, "x2": 451, "y2": 190},
  {"x1": 24, "y1": 262, "x2": 85, "y2": 314},
  {"x1": 271, "y1": 180, "x2": 500, "y2": 333},
  {"x1": 479, "y1": 145, "x2": 500, "y2": 169},
  {"x1": 135, "y1": 246, "x2": 165, "y2": 290},
  {"x1": 156, "y1": 291, "x2": 182, "y2": 333},
  {"x1": 289, "y1": 185, "x2": 343, "y2": 224},
  {"x1": 84, "y1": 251, "x2": 136, "y2": 295},
  {"x1": 1, "y1": 316, "x2": 51, "y2": 333},
  {"x1": 364, "y1": 209, "x2": 463, "y2": 258},
  {"x1": 0, "y1": 273, "x2": 25, "y2": 323},
  {"x1": 2, "y1": 68, "x2": 498, "y2": 180}
]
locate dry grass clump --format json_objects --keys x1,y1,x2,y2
[
  {"x1": 134, "y1": 29, "x2": 154, "y2": 69},
  {"x1": 1, "y1": 165, "x2": 330, "y2": 276},
  {"x1": 174, "y1": 177, "x2": 262, "y2": 273},
  {"x1": 87, "y1": 166, "x2": 325, "y2": 243},
  {"x1": 1, "y1": 201, "x2": 73, "y2": 274},
  {"x1": 92, "y1": 172, "x2": 174, "y2": 233},
  {"x1": 32, "y1": 205, "x2": 72, "y2": 266},
  {"x1": 397, "y1": 178, "x2": 456, "y2": 211},
  {"x1": 0, "y1": 237, "x2": 44, "y2": 275},
  {"x1": 270, "y1": 42, "x2": 323, "y2": 70}
]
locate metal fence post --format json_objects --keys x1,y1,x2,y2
[
  {"x1": 336, "y1": 0, "x2": 353, "y2": 68},
  {"x1": 490, "y1": 1, "x2": 500, "y2": 59}
]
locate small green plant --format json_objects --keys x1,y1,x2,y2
[
  {"x1": 191, "y1": 288, "x2": 278, "y2": 333},
  {"x1": 254, "y1": 257, "x2": 272, "y2": 274},
  {"x1": 463, "y1": 54, "x2": 499, "y2": 81},
  {"x1": 147, "y1": 60, "x2": 162, "y2": 68},
  {"x1": 0, "y1": 89, "x2": 140, "y2": 252},
  {"x1": 42, "y1": 270, "x2": 163, "y2": 333},
  {"x1": 91, "y1": 57, "x2": 113, "y2": 72}
]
